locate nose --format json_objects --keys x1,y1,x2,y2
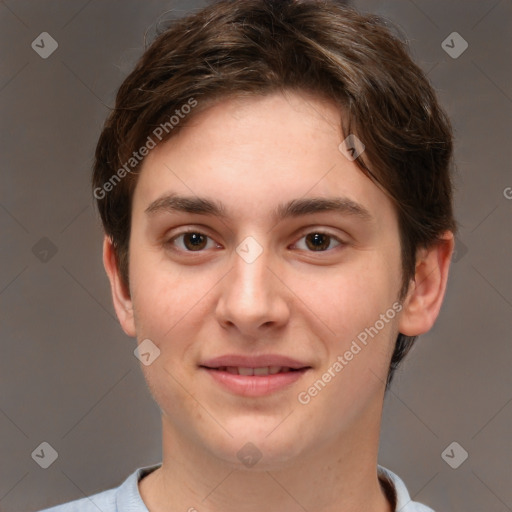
[{"x1": 215, "y1": 240, "x2": 290, "y2": 337}]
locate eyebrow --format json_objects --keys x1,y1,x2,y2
[{"x1": 145, "y1": 193, "x2": 373, "y2": 223}]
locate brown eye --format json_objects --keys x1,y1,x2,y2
[
  {"x1": 169, "y1": 231, "x2": 216, "y2": 252},
  {"x1": 295, "y1": 232, "x2": 342, "y2": 252},
  {"x1": 306, "y1": 233, "x2": 330, "y2": 251},
  {"x1": 183, "y1": 233, "x2": 208, "y2": 251}
]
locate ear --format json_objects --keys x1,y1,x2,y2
[
  {"x1": 398, "y1": 231, "x2": 455, "y2": 336},
  {"x1": 103, "y1": 235, "x2": 136, "y2": 337}
]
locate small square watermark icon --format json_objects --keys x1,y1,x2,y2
[
  {"x1": 339, "y1": 134, "x2": 365, "y2": 161},
  {"x1": 442, "y1": 32, "x2": 468, "y2": 59},
  {"x1": 31, "y1": 32, "x2": 59, "y2": 59},
  {"x1": 441, "y1": 441, "x2": 468, "y2": 469},
  {"x1": 32, "y1": 237, "x2": 58, "y2": 263},
  {"x1": 134, "y1": 338, "x2": 161, "y2": 366},
  {"x1": 236, "y1": 236, "x2": 263, "y2": 264},
  {"x1": 237, "y1": 442, "x2": 262, "y2": 468},
  {"x1": 452, "y1": 237, "x2": 468, "y2": 263},
  {"x1": 32, "y1": 442, "x2": 58, "y2": 469}
]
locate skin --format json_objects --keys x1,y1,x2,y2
[{"x1": 104, "y1": 91, "x2": 454, "y2": 512}]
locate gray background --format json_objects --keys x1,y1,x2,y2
[{"x1": 1, "y1": 1, "x2": 511, "y2": 511}]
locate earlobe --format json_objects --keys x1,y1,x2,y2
[
  {"x1": 398, "y1": 231, "x2": 455, "y2": 336},
  {"x1": 102, "y1": 236, "x2": 137, "y2": 337}
]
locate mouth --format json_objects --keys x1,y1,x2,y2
[
  {"x1": 199, "y1": 359, "x2": 312, "y2": 397},
  {"x1": 201, "y1": 365, "x2": 307, "y2": 376}
]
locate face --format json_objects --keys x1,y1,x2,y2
[{"x1": 111, "y1": 91, "x2": 410, "y2": 468}]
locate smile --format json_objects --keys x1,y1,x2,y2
[
  {"x1": 199, "y1": 366, "x2": 310, "y2": 397},
  {"x1": 209, "y1": 366, "x2": 302, "y2": 376}
]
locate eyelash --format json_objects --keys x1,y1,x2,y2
[{"x1": 166, "y1": 228, "x2": 345, "y2": 254}]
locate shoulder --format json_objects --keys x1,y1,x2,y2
[
  {"x1": 36, "y1": 463, "x2": 162, "y2": 512},
  {"x1": 36, "y1": 488, "x2": 116, "y2": 512},
  {"x1": 378, "y1": 465, "x2": 436, "y2": 512}
]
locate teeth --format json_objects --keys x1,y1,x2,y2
[
  {"x1": 253, "y1": 367, "x2": 270, "y2": 376},
  {"x1": 217, "y1": 366, "x2": 294, "y2": 375}
]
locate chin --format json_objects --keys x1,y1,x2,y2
[{"x1": 203, "y1": 423, "x2": 309, "y2": 471}]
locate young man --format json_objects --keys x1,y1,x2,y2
[{"x1": 40, "y1": 0, "x2": 455, "y2": 510}]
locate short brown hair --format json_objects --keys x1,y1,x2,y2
[{"x1": 93, "y1": 0, "x2": 456, "y2": 386}]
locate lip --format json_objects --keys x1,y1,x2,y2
[
  {"x1": 200, "y1": 354, "x2": 310, "y2": 369},
  {"x1": 199, "y1": 354, "x2": 312, "y2": 397},
  {"x1": 200, "y1": 367, "x2": 310, "y2": 397}
]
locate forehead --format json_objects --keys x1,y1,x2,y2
[{"x1": 133, "y1": 91, "x2": 396, "y2": 228}]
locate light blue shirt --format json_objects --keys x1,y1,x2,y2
[{"x1": 38, "y1": 463, "x2": 435, "y2": 511}]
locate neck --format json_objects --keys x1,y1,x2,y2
[{"x1": 139, "y1": 398, "x2": 393, "y2": 512}]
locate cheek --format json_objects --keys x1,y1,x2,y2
[
  {"x1": 130, "y1": 277, "x2": 174, "y2": 339},
  {"x1": 292, "y1": 253, "x2": 401, "y2": 339},
  {"x1": 132, "y1": 283, "x2": 201, "y2": 354},
  {"x1": 128, "y1": 256, "x2": 218, "y2": 371},
  {"x1": 296, "y1": 300, "x2": 400, "y2": 435},
  {"x1": 292, "y1": 252, "x2": 401, "y2": 400},
  {"x1": 129, "y1": 268, "x2": 203, "y2": 411},
  {"x1": 128, "y1": 238, "x2": 195, "y2": 336}
]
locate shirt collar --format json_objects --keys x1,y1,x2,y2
[{"x1": 119, "y1": 462, "x2": 418, "y2": 512}]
